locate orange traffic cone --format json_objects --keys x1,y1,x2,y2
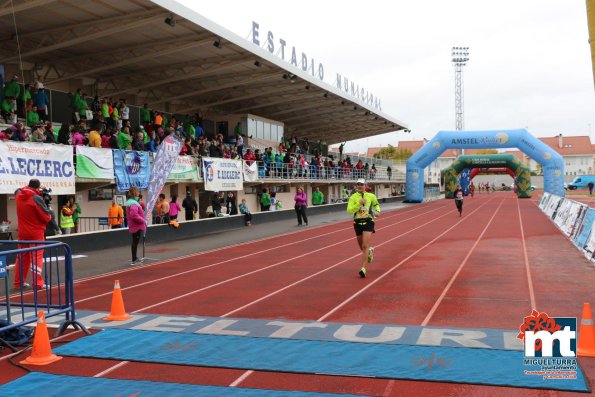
[
  {"x1": 21, "y1": 311, "x2": 62, "y2": 365},
  {"x1": 578, "y1": 302, "x2": 595, "y2": 357},
  {"x1": 103, "y1": 280, "x2": 132, "y2": 321}
]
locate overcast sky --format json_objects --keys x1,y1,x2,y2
[{"x1": 177, "y1": 0, "x2": 594, "y2": 154}]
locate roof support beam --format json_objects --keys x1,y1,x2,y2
[
  {"x1": 149, "y1": 72, "x2": 280, "y2": 106},
  {"x1": 4, "y1": 11, "x2": 167, "y2": 62},
  {"x1": 49, "y1": 38, "x2": 213, "y2": 84},
  {"x1": 0, "y1": 0, "x2": 55, "y2": 17}
]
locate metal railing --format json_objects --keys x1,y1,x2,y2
[
  {"x1": 0, "y1": 240, "x2": 88, "y2": 350},
  {"x1": 74, "y1": 217, "x2": 125, "y2": 233}
]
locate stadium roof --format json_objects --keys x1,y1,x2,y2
[{"x1": 0, "y1": 0, "x2": 408, "y2": 144}]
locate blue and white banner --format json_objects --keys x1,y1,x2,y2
[
  {"x1": 203, "y1": 157, "x2": 243, "y2": 191},
  {"x1": 575, "y1": 208, "x2": 595, "y2": 249},
  {"x1": 0, "y1": 141, "x2": 75, "y2": 194},
  {"x1": 145, "y1": 135, "x2": 184, "y2": 223},
  {"x1": 0, "y1": 256, "x2": 6, "y2": 279},
  {"x1": 113, "y1": 150, "x2": 150, "y2": 192}
]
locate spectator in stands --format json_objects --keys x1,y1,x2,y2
[
  {"x1": 168, "y1": 195, "x2": 181, "y2": 221},
  {"x1": 78, "y1": 93, "x2": 90, "y2": 121},
  {"x1": 1, "y1": 97, "x2": 17, "y2": 124},
  {"x1": 13, "y1": 178, "x2": 51, "y2": 290},
  {"x1": 236, "y1": 132, "x2": 244, "y2": 158},
  {"x1": 132, "y1": 130, "x2": 145, "y2": 151},
  {"x1": 294, "y1": 186, "x2": 308, "y2": 226},
  {"x1": 226, "y1": 192, "x2": 238, "y2": 215},
  {"x1": 339, "y1": 142, "x2": 345, "y2": 161},
  {"x1": 33, "y1": 88, "x2": 49, "y2": 122},
  {"x1": 3, "y1": 75, "x2": 20, "y2": 102},
  {"x1": 101, "y1": 98, "x2": 111, "y2": 127},
  {"x1": 140, "y1": 103, "x2": 151, "y2": 126},
  {"x1": 27, "y1": 106, "x2": 40, "y2": 127},
  {"x1": 126, "y1": 186, "x2": 146, "y2": 266},
  {"x1": 260, "y1": 188, "x2": 271, "y2": 212},
  {"x1": 120, "y1": 99, "x2": 129, "y2": 127},
  {"x1": 30, "y1": 123, "x2": 45, "y2": 143},
  {"x1": 195, "y1": 122, "x2": 204, "y2": 140},
  {"x1": 182, "y1": 191, "x2": 198, "y2": 221},
  {"x1": 312, "y1": 187, "x2": 324, "y2": 205},
  {"x1": 117, "y1": 127, "x2": 132, "y2": 149},
  {"x1": 57, "y1": 123, "x2": 72, "y2": 145},
  {"x1": 387, "y1": 165, "x2": 392, "y2": 180},
  {"x1": 369, "y1": 164, "x2": 377, "y2": 180},
  {"x1": 87, "y1": 123, "x2": 102, "y2": 148},
  {"x1": 20, "y1": 84, "x2": 32, "y2": 118},
  {"x1": 43, "y1": 122, "x2": 55, "y2": 144},
  {"x1": 108, "y1": 198, "x2": 124, "y2": 229},
  {"x1": 244, "y1": 148, "x2": 256, "y2": 165},
  {"x1": 239, "y1": 198, "x2": 252, "y2": 226},
  {"x1": 111, "y1": 103, "x2": 120, "y2": 129},
  {"x1": 71, "y1": 128, "x2": 85, "y2": 146}
]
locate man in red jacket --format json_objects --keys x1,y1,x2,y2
[{"x1": 13, "y1": 179, "x2": 51, "y2": 289}]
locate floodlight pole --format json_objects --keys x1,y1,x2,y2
[{"x1": 451, "y1": 46, "x2": 470, "y2": 155}]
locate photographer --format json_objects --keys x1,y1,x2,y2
[
  {"x1": 13, "y1": 179, "x2": 52, "y2": 290},
  {"x1": 41, "y1": 188, "x2": 61, "y2": 237}
]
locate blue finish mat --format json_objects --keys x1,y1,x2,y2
[
  {"x1": 54, "y1": 329, "x2": 590, "y2": 392},
  {"x1": 0, "y1": 373, "x2": 367, "y2": 397}
]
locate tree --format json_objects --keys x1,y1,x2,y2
[
  {"x1": 373, "y1": 145, "x2": 412, "y2": 161},
  {"x1": 473, "y1": 149, "x2": 498, "y2": 154}
]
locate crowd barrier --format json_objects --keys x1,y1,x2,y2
[
  {"x1": 0, "y1": 240, "x2": 88, "y2": 350},
  {"x1": 538, "y1": 192, "x2": 595, "y2": 264},
  {"x1": 423, "y1": 186, "x2": 441, "y2": 202}
]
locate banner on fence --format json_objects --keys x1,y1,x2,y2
[
  {"x1": 167, "y1": 156, "x2": 199, "y2": 181},
  {"x1": 145, "y1": 135, "x2": 184, "y2": 223},
  {"x1": 575, "y1": 208, "x2": 595, "y2": 250},
  {"x1": 0, "y1": 141, "x2": 75, "y2": 194},
  {"x1": 203, "y1": 157, "x2": 243, "y2": 191},
  {"x1": 243, "y1": 160, "x2": 258, "y2": 182},
  {"x1": 113, "y1": 150, "x2": 150, "y2": 192},
  {"x1": 75, "y1": 146, "x2": 114, "y2": 179}
]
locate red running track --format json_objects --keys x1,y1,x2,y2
[{"x1": 1, "y1": 192, "x2": 594, "y2": 396}]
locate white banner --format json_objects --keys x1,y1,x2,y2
[
  {"x1": 75, "y1": 146, "x2": 114, "y2": 179},
  {"x1": 0, "y1": 141, "x2": 75, "y2": 194},
  {"x1": 202, "y1": 157, "x2": 243, "y2": 191},
  {"x1": 167, "y1": 155, "x2": 200, "y2": 181},
  {"x1": 243, "y1": 160, "x2": 258, "y2": 182}
]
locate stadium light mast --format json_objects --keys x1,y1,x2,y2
[{"x1": 452, "y1": 46, "x2": 469, "y2": 154}]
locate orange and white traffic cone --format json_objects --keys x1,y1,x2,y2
[
  {"x1": 578, "y1": 302, "x2": 595, "y2": 357},
  {"x1": 21, "y1": 311, "x2": 62, "y2": 365},
  {"x1": 103, "y1": 280, "x2": 132, "y2": 321}
]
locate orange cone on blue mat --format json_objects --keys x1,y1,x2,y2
[
  {"x1": 21, "y1": 311, "x2": 62, "y2": 366},
  {"x1": 104, "y1": 280, "x2": 132, "y2": 321},
  {"x1": 578, "y1": 302, "x2": 595, "y2": 357}
]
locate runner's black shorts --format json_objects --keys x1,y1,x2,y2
[{"x1": 354, "y1": 219, "x2": 375, "y2": 236}]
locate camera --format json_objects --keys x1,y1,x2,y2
[{"x1": 41, "y1": 188, "x2": 52, "y2": 205}]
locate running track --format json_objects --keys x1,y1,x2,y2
[{"x1": 1, "y1": 192, "x2": 594, "y2": 396}]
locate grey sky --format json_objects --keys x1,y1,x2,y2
[{"x1": 177, "y1": 1, "x2": 594, "y2": 154}]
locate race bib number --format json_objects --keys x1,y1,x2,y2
[
  {"x1": 356, "y1": 206, "x2": 369, "y2": 219},
  {"x1": 456, "y1": 192, "x2": 463, "y2": 200}
]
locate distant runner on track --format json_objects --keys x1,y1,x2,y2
[
  {"x1": 347, "y1": 178, "x2": 381, "y2": 278},
  {"x1": 454, "y1": 184, "x2": 464, "y2": 217}
]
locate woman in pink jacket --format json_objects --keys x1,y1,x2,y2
[
  {"x1": 126, "y1": 186, "x2": 146, "y2": 265},
  {"x1": 294, "y1": 185, "x2": 308, "y2": 226},
  {"x1": 168, "y1": 195, "x2": 182, "y2": 221}
]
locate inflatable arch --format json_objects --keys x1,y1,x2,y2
[
  {"x1": 443, "y1": 154, "x2": 532, "y2": 198},
  {"x1": 405, "y1": 129, "x2": 564, "y2": 203}
]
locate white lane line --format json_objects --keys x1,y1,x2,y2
[
  {"x1": 421, "y1": 198, "x2": 505, "y2": 326},
  {"x1": 517, "y1": 199, "x2": 537, "y2": 310}
]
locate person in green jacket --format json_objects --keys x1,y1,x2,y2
[
  {"x1": 347, "y1": 178, "x2": 380, "y2": 278},
  {"x1": 72, "y1": 199, "x2": 82, "y2": 233},
  {"x1": 117, "y1": 128, "x2": 132, "y2": 149},
  {"x1": 260, "y1": 188, "x2": 271, "y2": 212},
  {"x1": 27, "y1": 107, "x2": 40, "y2": 127},
  {"x1": 20, "y1": 84, "x2": 32, "y2": 118},
  {"x1": 140, "y1": 103, "x2": 151, "y2": 125},
  {"x1": 1, "y1": 98, "x2": 16, "y2": 124},
  {"x1": 3, "y1": 74, "x2": 20, "y2": 100},
  {"x1": 312, "y1": 187, "x2": 324, "y2": 205}
]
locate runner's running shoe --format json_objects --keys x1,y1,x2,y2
[
  {"x1": 367, "y1": 247, "x2": 374, "y2": 263},
  {"x1": 359, "y1": 267, "x2": 367, "y2": 278}
]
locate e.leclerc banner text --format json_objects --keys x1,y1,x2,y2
[
  {"x1": 202, "y1": 157, "x2": 243, "y2": 191},
  {"x1": 0, "y1": 141, "x2": 75, "y2": 194},
  {"x1": 145, "y1": 135, "x2": 184, "y2": 223}
]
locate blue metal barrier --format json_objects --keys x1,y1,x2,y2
[{"x1": 0, "y1": 240, "x2": 88, "y2": 350}]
